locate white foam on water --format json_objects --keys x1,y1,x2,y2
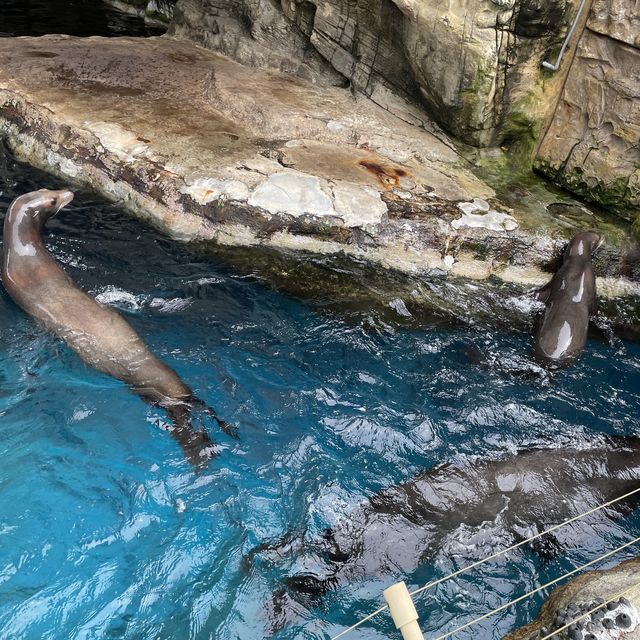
[{"x1": 94, "y1": 285, "x2": 146, "y2": 311}]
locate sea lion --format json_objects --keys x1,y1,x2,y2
[
  {"x1": 253, "y1": 438, "x2": 640, "y2": 630},
  {"x1": 534, "y1": 231, "x2": 603, "y2": 366},
  {"x1": 2, "y1": 188, "x2": 232, "y2": 469}
]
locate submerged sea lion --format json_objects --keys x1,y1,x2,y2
[
  {"x1": 2, "y1": 189, "x2": 232, "y2": 468},
  {"x1": 534, "y1": 231, "x2": 603, "y2": 366},
  {"x1": 254, "y1": 438, "x2": 640, "y2": 629}
]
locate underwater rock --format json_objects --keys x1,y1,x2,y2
[
  {"x1": 504, "y1": 558, "x2": 640, "y2": 640},
  {"x1": 254, "y1": 439, "x2": 640, "y2": 624}
]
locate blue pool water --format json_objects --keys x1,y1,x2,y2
[
  {"x1": 1, "y1": 4, "x2": 640, "y2": 637},
  {"x1": 1, "y1": 149, "x2": 640, "y2": 640}
]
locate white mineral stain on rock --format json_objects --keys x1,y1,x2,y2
[
  {"x1": 458, "y1": 198, "x2": 491, "y2": 214},
  {"x1": 248, "y1": 171, "x2": 335, "y2": 217},
  {"x1": 443, "y1": 254, "x2": 455, "y2": 269},
  {"x1": 86, "y1": 122, "x2": 150, "y2": 161},
  {"x1": 453, "y1": 198, "x2": 518, "y2": 232},
  {"x1": 326, "y1": 120, "x2": 345, "y2": 131},
  {"x1": 180, "y1": 177, "x2": 249, "y2": 204},
  {"x1": 389, "y1": 298, "x2": 412, "y2": 317},
  {"x1": 331, "y1": 181, "x2": 387, "y2": 227}
]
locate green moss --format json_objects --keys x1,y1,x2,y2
[
  {"x1": 498, "y1": 93, "x2": 542, "y2": 171},
  {"x1": 144, "y1": 9, "x2": 171, "y2": 24},
  {"x1": 453, "y1": 58, "x2": 496, "y2": 147},
  {"x1": 535, "y1": 160, "x2": 640, "y2": 227}
]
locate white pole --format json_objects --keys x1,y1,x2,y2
[{"x1": 384, "y1": 581, "x2": 425, "y2": 640}]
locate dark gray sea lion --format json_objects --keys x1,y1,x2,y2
[
  {"x1": 2, "y1": 189, "x2": 233, "y2": 469},
  {"x1": 254, "y1": 438, "x2": 640, "y2": 628},
  {"x1": 534, "y1": 231, "x2": 603, "y2": 366}
]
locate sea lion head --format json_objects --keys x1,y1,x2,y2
[
  {"x1": 565, "y1": 230, "x2": 603, "y2": 259},
  {"x1": 14, "y1": 188, "x2": 74, "y2": 223}
]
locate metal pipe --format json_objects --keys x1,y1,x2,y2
[{"x1": 541, "y1": 0, "x2": 588, "y2": 71}]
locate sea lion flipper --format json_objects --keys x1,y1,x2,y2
[
  {"x1": 191, "y1": 397, "x2": 238, "y2": 440},
  {"x1": 168, "y1": 404, "x2": 217, "y2": 472},
  {"x1": 214, "y1": 415, "x2": 239, "y2": 440},
  {"x1": 535, "y1": 280, "x2": 553, "y2": 303}
]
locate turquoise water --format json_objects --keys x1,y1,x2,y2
[
  {"x1": 2, "y1": 5, "x2": 640, "y2": 638},
  {"x1": 1, "y1": 150, "x2": 640, "y2": 640}
]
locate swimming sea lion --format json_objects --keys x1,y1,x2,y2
[
  {"x1": 2, "y1": 188, "x2": 232, "y2": 469},
  {"x1": 534, "y1": 231, "x2": 603, "y2": 366},
  {"x1": 253, "y1": 438, "x2": 640, "y2": 630}
]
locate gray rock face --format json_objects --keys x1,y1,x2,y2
[
  {"x1": 535, "y1": 0, "x2": 640, "y2": 221},
  {"x1": 168, "y1": 0, "x2": 347, "y2": 87},
  {"x1": 105, "y1": 0, "x2": 177, "y2": 24},
  {"x1": 168, "y1": 0, "x2": 575, "y2": 145},
  {"x1": 589, "y1": 0, "x2": 640, "y2": 46}
]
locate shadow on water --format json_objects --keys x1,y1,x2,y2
[{"x1": 0, "y1": 0, "x2": 166, "y2": 38}]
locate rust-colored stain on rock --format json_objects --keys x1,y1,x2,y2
[{"x1": 358, "y1": 160, "x2": 408, "y2": 189}]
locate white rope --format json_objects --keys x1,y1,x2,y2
[
  {"x1": 331, "y1": 605, "x2": 389, "y2": 640},
  {"x1": 540, "y1": 581, "x2": 640, "y2": 640},
  {"x1": 431, "y1": 535, "x2": 640, "y2": 640},
  {"x1": 331, "y1": 485, "x2": 640, "y2": 640}
]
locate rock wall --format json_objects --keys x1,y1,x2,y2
[
  {"x1": 505, "y1": 557, "x2": 640, "y2": 640},
  {"x1": 104, "y1": 0, "x2": 177, "y2": 24},
  {"x1": 168, "y1": 0, "x2": 578, "y2": 145},
  {"x1": 535, "y1": 0, "x2": 640, "y2": 222},
  {"x1": 3, "y1": 35, "x2": 639, "y2": 310},
  {"x1": 168, "y1": 0, "x2": 347, "y2": 87}
]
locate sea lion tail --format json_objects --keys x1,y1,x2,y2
[
  {"x1": 167, "y1": 403, "x2": 217, "y2": 472},
  {"x1": 190, "y1": 396, "x2": 239, "y2": 440}
]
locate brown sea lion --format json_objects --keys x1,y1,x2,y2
[
  {"x1": 253, "y1": 438, "x2": 640, "y2": 633},
  {"x1": 2, "y1": 188, "x2": 233, "y2": 469},
  {"x1": 534, "y1": 231, "x2": 603, "y2": 367}
]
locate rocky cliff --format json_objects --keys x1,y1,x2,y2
[
  {"x1": 165, "y1": 0, "x2": 639, "y2": 221},
  {"x1": 535, "y1": 0, "x2": 640, "y2": 223},
  {"x1": 168, "y1": 0, "x2": 579, "y2": 146}
]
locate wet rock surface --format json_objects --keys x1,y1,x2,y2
[
  {"x1": 505, "y1": 558, "x2": 640, "y2": 640},
  {"x1": 0, "y1": 35, "x2": 638, "y2": 320},
  {"x1": 535, "y1": 0, "x2": 640, "y2": 221}
]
